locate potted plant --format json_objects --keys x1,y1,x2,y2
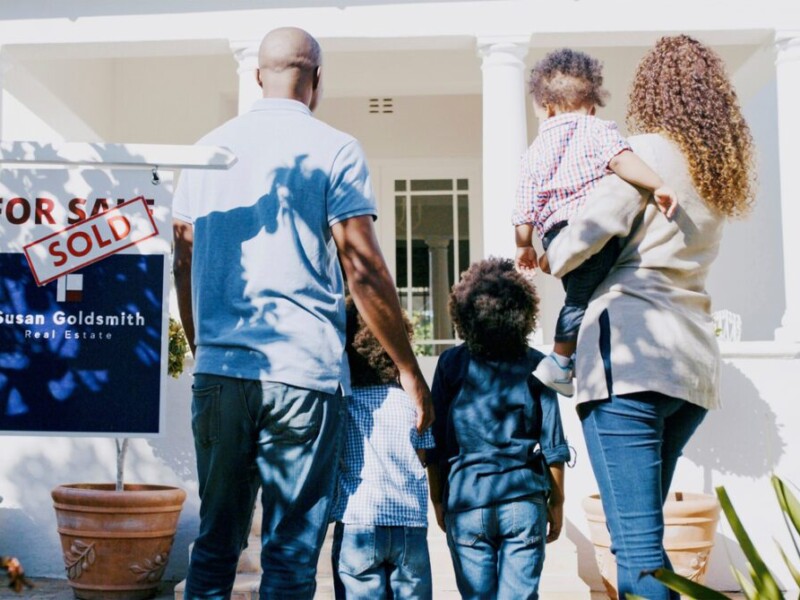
[
  {"x1": 51, "y1": 317, "x2": 189, "y2": 600},
  {"x1": 583, "y1": 491, "x2": 721, "y2": 600}
]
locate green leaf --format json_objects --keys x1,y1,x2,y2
[
  {"x1": 731, "y1": 566, "x2": 758, "y2": 600},
  {"x1": 773, "y1": 475, "x2": 800, "y2": 560},
  {"x1": 645, "y1": 568, "x2": 730, "y2": 599},
  {"x1": 776, "y1": 541, "x2": 800, "y2": 588},
  {"x1": 773, "y1": 476, "x2": 800, "y2": 533},
  {"x1": 717, "y1": 486, "x2": 783, "y2": 598}
]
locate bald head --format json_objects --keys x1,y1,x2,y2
[
  {"x1": 258, "y1": 27, "x2": 321, "y2": 73},
  {"x1": 256, "y1": 27, "x2": 322, "y2": 109}
]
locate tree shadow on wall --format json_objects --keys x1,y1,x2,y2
[{"x1": 683, "y1": 361, "x2": 785, "y2": 493}]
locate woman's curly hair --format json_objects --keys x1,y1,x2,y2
[
  {"x1": 627, "y1": 35, "x2": 756, "y2": 217},
  {"x1": 449, "y1": 258, "x2": 539, "y2": 361},
  {"x1": 529, "y1": 48, "x2": 609, "y2": 111},
  {"x1": 345, "y1": 296, "x2": 412, "y2": 386}
]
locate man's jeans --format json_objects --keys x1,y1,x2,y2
[
  {"x1": 184, "y1": 374, "x2": 345, "y2": 600},
  {"x1": 445, "y1": 495, "x2": 548, "y2": 600},
  {"x1": 579, "y1": 392, "x2": 707, "y2": 600},
  {"x1": 331, "y1": 522, "x2": 432, "y2": 600}
]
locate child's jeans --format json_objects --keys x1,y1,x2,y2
[
  {"x1": 445, "y1": 494, "x2": 548, "y2": 600},
  {"x1": 331, "y1": 522, "x2": 432, "y2": 600},
  {"x1": 543, "y1": 222, "x2": 622, "y2": 344}
]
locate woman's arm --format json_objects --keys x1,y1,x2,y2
[{"x1": 545, "y1": 173, "x2": 648, "y2": 278}]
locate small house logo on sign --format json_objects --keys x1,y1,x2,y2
[
  {"x1": 57, "y1": 274, "x2": 84, "y2": 302},
  {"x1": 23, "y1": 196, "x2": 158, "y2": 286}
]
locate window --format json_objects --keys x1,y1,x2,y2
[{"x1": 394, "y1": 178, "x2": 470, "y2": 355}]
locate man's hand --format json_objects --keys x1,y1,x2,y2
[
  {"x1": 653, "y1": 186, "x2": 678, "y2": 219},
  {"x1": 400, "y1": 368, "x2": 434, "y2": 433},
  {"x1": 515, "y1": 246, "x2": 538, "y2": 276},
  {"x1": 546, "y1": 499, "x2": 563, "y2": 543}
]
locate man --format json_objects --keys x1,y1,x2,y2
[{"x1": 172, "y1": 27, "x2": 433, "y2": 599}]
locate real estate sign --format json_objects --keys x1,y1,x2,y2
[{"x1": 0, "y1": 167, "x2": 173, "y2": 435}]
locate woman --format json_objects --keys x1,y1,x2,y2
[{"x1": 544, "y1": 35, "x2": 755, "y2": 599}]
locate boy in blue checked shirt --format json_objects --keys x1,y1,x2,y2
[
  {"x1": 331, "y1": 297, "x2": 435, "y2": 600},
  {"x1": 428, "y1": 258, "x2": 569, "y2": 600},
  {"x1": 513, "y1": 48, "x2": 678, "y2": 397}
]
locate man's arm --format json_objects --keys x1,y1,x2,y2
[
  {"x1": 331, "y1": 215, "x2": 433, "y2": 433},
  {"x1": 172, "y1": 218, "x2": 196, "y2": 357}
]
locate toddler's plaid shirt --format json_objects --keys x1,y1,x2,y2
[{"x1": 512, "y1": 113, "x2": 631, "y2": 239}]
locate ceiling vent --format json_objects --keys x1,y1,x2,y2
[{"x1": 369, "y1": 98, "x2": 394, "y2": 114}]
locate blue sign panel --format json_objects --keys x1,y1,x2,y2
[{"x1": 0, "y1": 252, "x2": 164, "y2": 434}]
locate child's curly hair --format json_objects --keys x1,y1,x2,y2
[
  {"x1": 627, "y1": 35, "x2": 756, "y2": 218},
  {"x1": 449, "y1": 258, "x2": 539, "y2": 361},
  {"x1": 345, "y1": 296, "x2": 413, "y2": 386},
  {"x1": 528, "y1": 48, "x2": 609, "y2": 112}
]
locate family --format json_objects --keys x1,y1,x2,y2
[{"x1": 172, "y1": 25, "x2": 755, "y2": 600}]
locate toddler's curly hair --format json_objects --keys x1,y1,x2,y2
[
  {"x1": 529, "y1": 48, "x2": 608, "y2": 111},
  {"x1": 345, "y1": 296, "x2": 413, "y2": 386},
  {"x1": 449, "y1": 258, "x2": 539, "y2": 361}
]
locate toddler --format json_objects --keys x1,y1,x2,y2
[
  {"x1": 331, "y1": 297, "x2": 435, "y2": 600},
  {"x1": 513, "y1": 48, "x2": 678, "y2": 397},
  {"x1": 428, "y1": 258, "x2": 569, "y2": 600}
]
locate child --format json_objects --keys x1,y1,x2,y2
[
  {"x1": 331, "y1": 297, "x2": 435, "y2": 600},
  {"x1": 428, "y1": 258, "x2": 569, "y2": 600},
  {"x1": 512, "y1": 48, "x2": 678, "y2": 397}
]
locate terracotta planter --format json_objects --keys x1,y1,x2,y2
[
  {"x1": 582, "y1": 491, "x2": 720, "y2": 600},
  {"x1": 52, "y1": 483, "x2": 187, "y2": 600}
]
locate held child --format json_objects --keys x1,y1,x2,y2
[
  {"x1": 331, "y1": 297, "x2": 435, "y2": 600},
  {"x1": 512, "y1": 48, "x2": 678, "y2": 397},
  {"x1": 428, "y1": 258, "x2": 570, "y2": 600}
]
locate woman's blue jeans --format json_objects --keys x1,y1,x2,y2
[
  {"x1": 445, "y1": 495, "x2": 548, "y2": 600},
  {"x1": 579, "y1": 392, "x2": 707, "y2": 600},
  {"x1": 184, "y1": 374, "x2": 345, "y2": 600}
]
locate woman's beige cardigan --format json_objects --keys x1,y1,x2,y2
[{"x1": 545, "y1": 133, "x2": 723, "y2": 410}]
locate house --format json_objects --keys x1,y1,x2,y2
[{"x1": 0, "y1": 1, "x2": 798, "y2": 596}]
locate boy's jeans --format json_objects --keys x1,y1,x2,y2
[
  {"x1": 331, "y1": 522, "x2": 432, "y2": 600},
  {"x1": 184, "y1": 374, "x2": 345, "y2": 600},
  {"x1": 543, "y1": 222, "x2": 622, "y2": 344},
  {"x1": 445, "y1": 495, "x2": 548, "y2": 600},
  {"x1": 580, "y1": 392, "x2": 707, "y2": 600}
]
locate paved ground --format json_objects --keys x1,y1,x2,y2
[
  {"x1": 0, "y1": 578, "x2": 750, "y2": 599},
  {"x1": 0, "y1": 577, "x2": 178, "y2": 599}
]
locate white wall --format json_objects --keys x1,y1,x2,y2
[
  {"x1": 706, "y1": 75, "x2": 785, "y2": 341},
  {"x1": 316, "y1": 95, "x2": 482, "y2": 160}
]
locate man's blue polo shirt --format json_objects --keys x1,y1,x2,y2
[{"x1": 173, "y1": 99, "x2": 377, "y2": 394}]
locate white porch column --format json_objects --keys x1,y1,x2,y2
[
  {"x1": 775, "y1": 31, "x2": 800, "y2": 342},
  {"x1": 426, "y1": 236, "x2": 453, "y2": 348},
  {"x1": 478, "y1": 37, "x2": 529, "y2": 260},
  {"x1": 230, "y1": 41, "x2": 261, "y2": 115}
]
